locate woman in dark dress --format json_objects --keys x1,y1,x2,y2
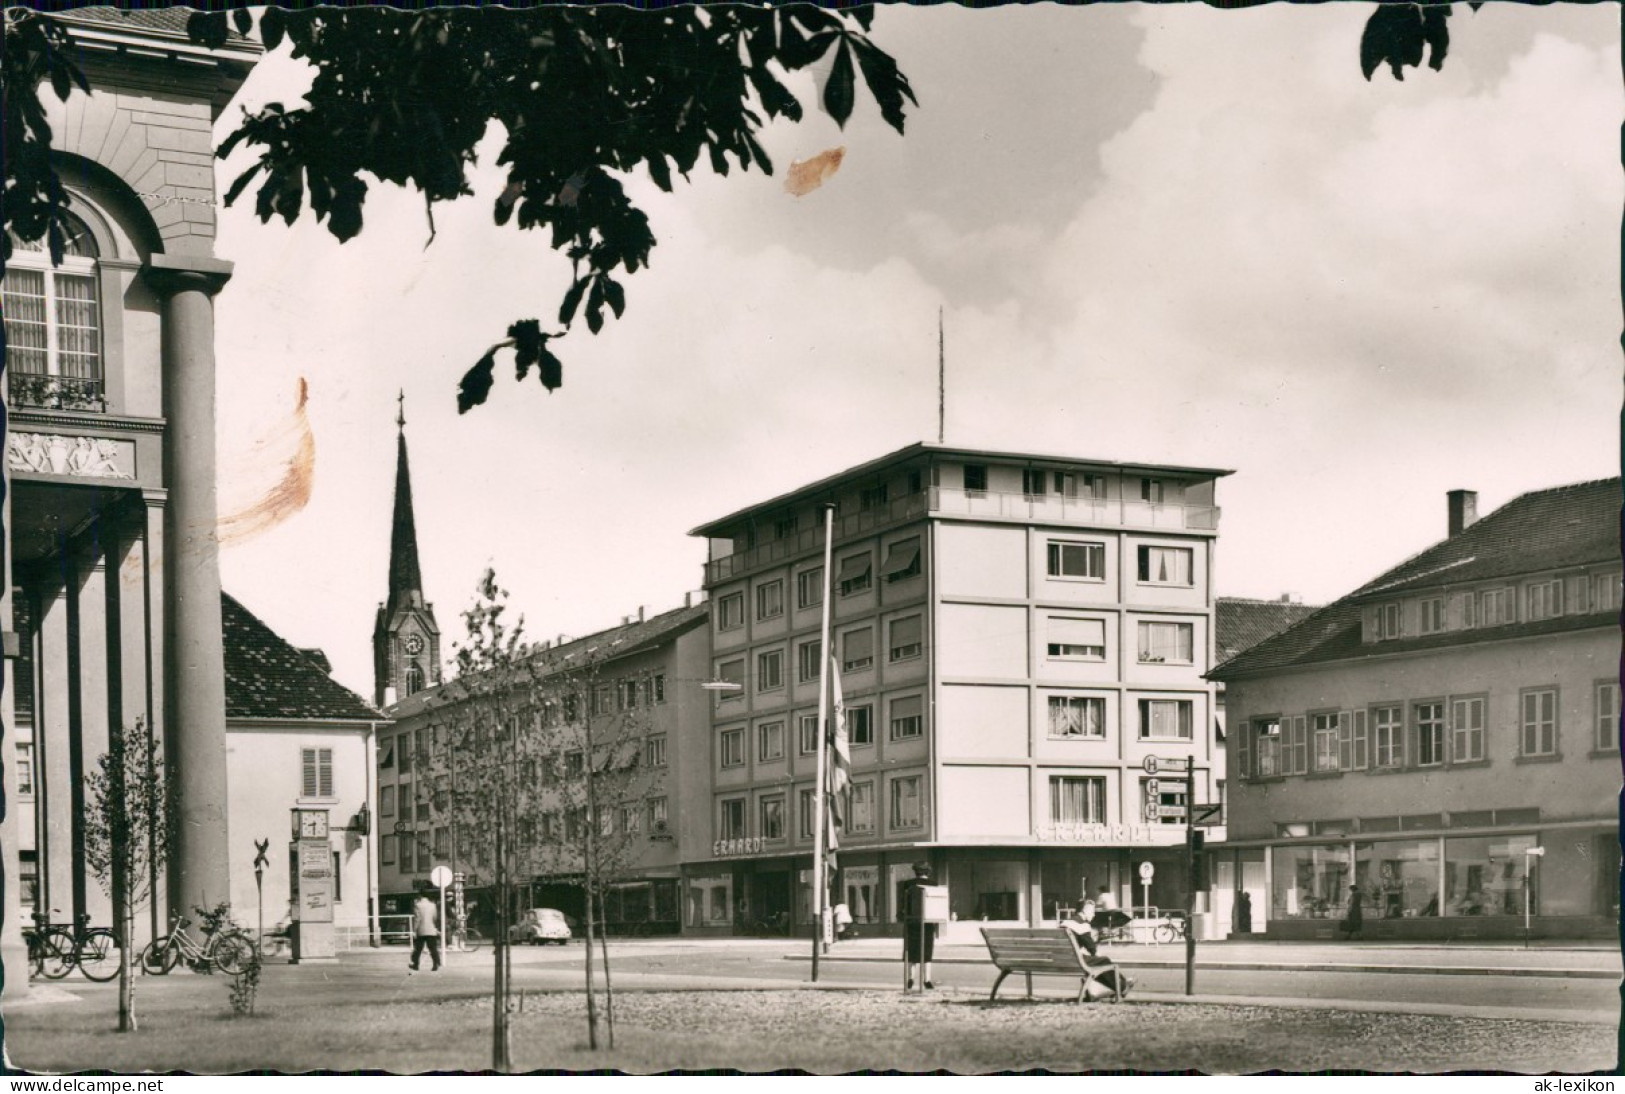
[{"x1": 1339, "y1": 884, "x2": 1364, "y2": 940}]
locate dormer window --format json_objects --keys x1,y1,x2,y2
[
  {"x1": 1527, "y1": 579, "x2": 1563, "y2": 622},
  {"x1": 3, "y1": 215, "x2": 104, "y2": 411},
  {"x1": 1375, "y1": 603, "x2": 1402, "y2": 640}
]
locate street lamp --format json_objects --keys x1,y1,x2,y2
[{"x1": 1523, "y1": 846, "x2": 1545, "y2": 949}]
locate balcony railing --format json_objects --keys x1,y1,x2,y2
[
  {"x1": 8, "y1": 372, "x2": 106, "y2": 413},
  {"x1": 704, "y1": 486, "x2": 1220, "y2": 584}
]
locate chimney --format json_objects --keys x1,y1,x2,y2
[
  {"x1": 684, "y1": 591, "x2": 692, "y2": 609},
  {"x1": 638, "y1": 606, "x2": 646, "y2": 623},
  {"x1": 1447, "y1": 489, "x2": 1478, "y2": 536}
]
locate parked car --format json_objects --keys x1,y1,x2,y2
[{"x1": 509, "y1": 908, "x2": 574, "y2": 945}]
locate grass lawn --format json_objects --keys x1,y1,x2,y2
[{"x1": 6, "y1": 980, "x2": 1613, "y2": 1074}]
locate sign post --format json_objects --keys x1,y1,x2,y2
[
  {"x1": 1138, "y1": 860, "x2": 1154, "y2": 925},
  {"x1": 431, "y1": 864, "x2": 453, "y2": 956},
  {"x1": 253, "y1": 838, "x2": 270, "y2": 961},
  {"x1": 1185, "y1": 752, "x2": 1197, "y2": 995}
]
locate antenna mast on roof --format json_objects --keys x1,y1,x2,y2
[{"x1": 937, "y1": 306, "x2": 945, "y2": 444}]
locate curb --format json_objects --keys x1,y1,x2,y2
[{"x1": 783, "y1": 954, "x2": 1620, "y2": 980}]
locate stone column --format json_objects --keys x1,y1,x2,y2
[
  {"x1": 143, "y1": 254, "x2": 233, "y2": 916},
  {"x1": 141, "y1": 492, "x2": 169, "y2": 938},
  {"x1": 0, "y1": 476, "x2": 26, "y2": 994}
]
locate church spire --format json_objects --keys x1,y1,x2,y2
[
  {"x1": 386, "y1": 390, "x2": 424, "y2": 614},
  {"x1": 375, "y1": 392, "x2": 439, "y2": 708}
]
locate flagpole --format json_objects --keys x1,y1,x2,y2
[{"x1": 811, "y1": 503, "x2": 837, "y2": 981}]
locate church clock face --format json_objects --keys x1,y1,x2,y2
[{"x1": 403, "y1": 633, "x2": 424, "y2": 655}]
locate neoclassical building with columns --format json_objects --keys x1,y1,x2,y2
[{"x1": 1, "y1": 10, "x2": 261, "y2": 974}]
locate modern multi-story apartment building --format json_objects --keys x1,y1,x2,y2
[
  {"x1": 686, "y1": 443, "x2": 1230, "y2": 941},
  {"x1": 1212, "y1": 481, "x2": 1621, "y2": 940}
]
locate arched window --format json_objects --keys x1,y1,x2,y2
[
  {"x1": 404, "y1": 661, "x2": 425, "y2": 697},
  {"x1": 3, "y1": 214, "x2": 103, "y2": 411}
]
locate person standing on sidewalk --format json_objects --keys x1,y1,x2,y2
[
  {"x1": 411, "y1": 891, "x2": 442, "y2": 971},
  {"x1": 1339, "y1": 884, "x2": 1364, "y2": 941},
  {"x1": 902, "y1": 862, "x2": 937, "y2": 990}
]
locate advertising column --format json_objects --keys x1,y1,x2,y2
[{"x1": 292, "y1": 809, "x2": 336, "y2": 961}]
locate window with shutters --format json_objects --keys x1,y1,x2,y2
[
  {"x1": 1593, "y1": 571, "x2": 1622, "y2": 613},
  {"x1": 882, "y1": 538, "x2": 922, "y2": 583},
  {"x1": 1451, "y1": 696, "x2": 1486, "y2": 762},
  {"x1": 1311, "y1": 713, "x2": 1340, "y2": 773},
  {"x1": 1478, "y1": 588, "x2": 1511, "y2": 626},
  {"x1": 842, "y1": 627, "x2": 874, "y2": 671},
  {"x1": 1519, "y1": 688, "x2": 1558, "y2": 757},
  {"x1": 1418, "y1": 597, "x2": 1445, "y2": 635},
  {"x1": 1415, "y1": 702, "x2": 1446, "y2": 766},
  {"x1": 1136, "y1": 546, "x2": 1192, "y2": 586},
  {"x1": 1596, "y1": 681, "x2": 1620, "y2": 754},
  {"x1": 1254, "y1": 718, "x2": 1282, "y2": 777},
  {"x1": 1371, "y1": 706, "x2": 1404, "y2": 768},
  {"x1": 889, "y1": 615, "x2": 923, "y2": 662},
  {"x1": 1526, "y1": 579, "x2": 1563, "y2": 621},
  {"x1": 1376, "y1": 603, "x2": 1403, "y2": 641},
  {"x1": 838, "y1": 553, "x2": 872, "y2": 597},
  {"x1": 1047, "y1": 616, "x2": 1106, "y2": 661},
  {"x1": 301, "y1": 747, "x2": 334, "y2": 798},
  {"x1": 1047, "y1": 540, "x2": 1105, "y2": 580},
  {"x1": 1137, "y1": 621, "x2": 1194, "y2": 664},
  {"x1": 889, "y1": 695, "x2": 924, "y2": 740}
]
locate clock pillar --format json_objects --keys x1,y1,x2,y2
[{"x1": 289, "y1": 808, "x2": 337, "y2": 963}]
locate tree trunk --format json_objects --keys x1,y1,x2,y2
[
  {"x1": 583, "y1": 880, "x2": 599, "y2": 1050},
  {"x1": 118, "y1": 862, "x2": 136, "y2": 1032},
  {"x1": 491, "y1": 813, "x2": 512, "y2": 1073},
  {"x1": 598, "y1": 908, "x2": 615, "y2": 1048}
]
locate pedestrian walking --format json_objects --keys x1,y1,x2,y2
[
  {"x1": 1339, "y1": 884, "x2": 1364, "y2": 941},
  {"x1": 411, "y1": 891, "x2": 442, "y2": 971}
]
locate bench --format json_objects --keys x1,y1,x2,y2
[{"x1": 979, "y1": 927, "x2": 1125, "y2": 1003}]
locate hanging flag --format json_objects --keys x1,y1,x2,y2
[{"x1": 827, "y1": 656, "x2": 851, "y2": 826}]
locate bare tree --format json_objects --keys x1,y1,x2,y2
[{"x1": 83, "y1": 716, "x2": 173, "y2": 1033}]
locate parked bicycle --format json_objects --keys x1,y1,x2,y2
[
  {"x1": 26, "y1": 911, "x2": 122, "y2": 982},
  {"x1": 446, "y1": 924, "x2": 486, "y2": 953},
  {"x1": 141, "y1": 913, "x2": 254, "y2": 975},
  {"x1": 1153, "y1": 911, "x2": 1190, "y2": 945}
]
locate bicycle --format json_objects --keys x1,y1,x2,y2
[
  {"x1": 446, "y1": 924, "x2": 486, "y2": 953},
  {"x1": 1152, "y1": 912, "x2": 1190, "y2": 945},
  {"x1": 27, "y1": 912, "x2": 122, "y2": 982},
  {"x1": 141, "y1": 914, "x2": 255, "y2": 975}
]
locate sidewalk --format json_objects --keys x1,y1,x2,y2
[{"x1": 790, "y1": 936, "x2": 1624, "y2": 979}]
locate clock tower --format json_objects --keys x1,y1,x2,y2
[{"x1": 373, "y1": 394, "x2": 442, "y2": 708}]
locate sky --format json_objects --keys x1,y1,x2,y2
[{"x1": 210, "y1": 4, "x2": 1622, "y2": 702}]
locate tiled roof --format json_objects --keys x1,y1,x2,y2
[
  {"x1": 1215, "y1": 598, "x2": 1320, "y2": 663},
  {"x1": 224, "y1": 593, "x2": 385, "y2": 723},
  {"x1": 386, "y1": 602, "x2": 709, "y2": 719},
  {"x1": 1212, "y1": 477, "x2": 1621, "y2": 679},
  {"x1": 54, "y1": 8, "x2": 202, "y2": 36}
]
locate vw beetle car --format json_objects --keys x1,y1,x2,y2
[{"x1": 509, "y1": 907, "x2": 574, "y2": 945}]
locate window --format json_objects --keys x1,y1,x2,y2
[
  {"x1": 379, "y1": 738, "x2": 395, "y2": 770},
  {"x1": 301, "y1": 748, "x2": 334, "y2": 798},
  {"x1": 1415, "y1": 702, "x2": 1445, "y2": 766},
  {"x1": 617, "y1": 679, "x2": 639, "y2": 710},
  {"x1": 620, "y1": 803, "x2": 642, "y2": 836},
  {"x1": 1047, "y1": 540, "x2": 1105, "y2": 580},
  {"x1": 597, "y1": 805, "x2": 615, "y2": 837},
  {"x1": 888, "y1": 615, "x2": 923, "y2": 662},
  {"x1": 1049, "y1": 776, "x2": 1106, "y2": 824},
  {"x1": 1372, "y1": 706, "x2": 1403, "y2": 768},
  {"x1": 1137, "y1": 546, "x2": 1193, "y2": 586},
  {"x1": 1451, "y1": 696, "x2": 1486, "y2": 763},
  {"x1": 1082, "y1": 474, "x2": 1108, "y2": 500},
  {"x1": 799, "y1": 787, "x2": 816, "y2": 839},
  {"x1": 718, "y1": 592, "x2": 745, "y2": 631},
  {"x1": 758, "y1": 720, "x2": 785, "y2": 762},
  {"x1": 850, "y1": 782, "x2": 875, "y2": 832},
  {"x1": 564, "y1": 750, "x2": 585, "y2": 776},
  {"x1": 757, "y1": 649, "x2": 784, "y2": 692},
  {"x1": 719, "y1": 728, "x2": 745, "y2": 768},
  {"x1": 1140, "y1": 478, "x2": 1165, "y2": 504},
  {"x1": 860, "y1": 484, "x2": 889, "y2": 510},
  {"x1": 717, "y1": 659, "x2": 744, "y2": 699},
  {"x1": 760, "y1": 796, "x2": 785, "y2": 840},
  {"x1": 1255, "y1": 717, "x2": 1282, "y2": 776},
  {"x1": 566, "y1": 808, "x2": 586, "y2": 841},
  {"x1": 1376, "y1": 603, "x2": 1402, "y2": 640},
  {"x1": 3, "y1": 215, "x2": 104, "y2": 411},
  {"x1": 720, "y1": 799, "x2": 747, "y2": 840},
  {"x1": 848, "y1": 705, "x2": 873, "y2": 746},
  {"x1": 541, "y1": 812, "x2": 558, "y2": 842},
  {"x1": 889, "y1": 695, "x2": 924, "y2": 740},
  {"x1": 838, "y1": 554, "x2": 872, "y2": 597},
  {"x1": 907, "y1": 469, "x2": 924, "y2": 494},
  {"x1": 653, "y1": 674, "x2": 666, "y2": 703},
  {"x1": 1419, "y1": 598, "x2": 1445, "y2": 635},
  {"x1": 799, "y1": 713, "x2": 820, "y2": 755},
  {"x1": 380, "y1": 785, "x2": 395, "y2": 817},
  {"x1": 382, "y1": 834, "x2": 396, "y2": 866},
  {"x1": 1593, "y1": 572, "x2": 1622, "y2": 613},
  {"x1": 1597, "y1": 682, "x2": 1620, "y2": 753},
  {"x1": 1479, "y1": 588, "x2": 1511, "y2": 626},
  {"x1": 1022, "y1": 469, "x2": 1047, "y2": 498},
  {"x1": 647, "y1": 797, "x2": 669, "y2": 831},
  {"x1": 798, "y1": 567, "x2": 824, "y2": 609},
  {"x1": 774, "y1": 514, "x2": 799, "y2": 540},
  {"x1": 1520, "y1": 688, "x2": 1557, "y2": 757},
  {"x1": 757, "y1": 580, "x2": 784, "y2": 621},
  {"x1": 645, "y1": 734, "x2": 667, "y2": 768},
  {"x1": 1527, "y1": 580, "x2": 1562, "y2": 622},
  {"x1": 890, "y1": 776, "x2": 923, "y2": 828},
  {"x1": 1312, "y1": 713, "x2": 1340, "y2": 773},
  {"x1": 593, "y1": 684, "x2": 613, "y2": 715},
  {"x1": 842, "y1": 628, "x2": 874, "y2": 672},
  {"x1": 398, "y1": 732, "x2": 413, "y2": 774},
  {"x1": 15, "y1": 743, "x2": 33, "y2": 797},
  {"x1": 434, "y1": 826, "x2": 450, "y2": 858},
  {"x1": 1052, "y1": 471, "x2": 1076, "y2": 498},
  {"x1": 882, "y1": 538, "x2": 922, "y2": 582},
  {"x1": 1047, "y1": 617, "x2": 1105, "y2": 660},
  {"x1": 963, "y1": 464, "x2": 988, "y2": 495},
  {"x1": 1138, "y1": 699, "x2": 1193, "y2": 740},
  {"x1": 1137, "y1": 621, "x2": 1194, "y2": 664},
  {"x1": 1143, "y1": 778, "x2": 1186, "y2": 826},
  {"x1": 797, "y1": 640, "x2": 822, "y2": 682},
  {"x1": 1047, "y1": 696, "x2": 1105, "y2": 739}
]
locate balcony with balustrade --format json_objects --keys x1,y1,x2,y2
[{"x1": 8, "y1": 371, "x2": 107, "y2": 413}]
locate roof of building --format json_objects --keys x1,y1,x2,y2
[
  {"x1": 52, "y1": 7, "x2": 257, "y2": 48},
  {"x1": 689, "y1": 441, "x2": 1234, "y2": 537},
  {"x1": 224, "y1": 593, "x2": 385, "y2": 723},
  {"x1": 385, "y1": 602, "x2": 709, "y2": 720},
  {"x1": 1214, "y1": 597, "x2": 1321, "y2": 664},
  {"x1": 1211, "y1": 477, "x2": 1621, "y2": 680}
]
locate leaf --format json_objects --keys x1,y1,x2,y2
[
  {"x1": 457, "y1": 350, "x2": 497, "y2": 414},
  {"x1": 261, "y1": 7, "x2": 285, "y2": 50},
  {"x1": 49, "y1": 65, "x2": 71, "y2": 104},
  {"x1": 326, "y1": 176, "x2": 366, "y2": 241},
  {"x1": 232, "y1": 8, "x2": 253, "y2": 37},
  {"x1": 1421, "y1": 6, "x2": 1452, "y2": 72},
  {"x1": 1360, "y1": 4, "x2": 1425, "y2": 82},
  {"x1": 558, "y1": 276, "x2": 589, "y2": 326},
  {"x1": 822, "y1": 39, "x2": 856, "y2": 127},
  {"x1": 852, "y1": 35, "x2": 917, "y2": 135},
  {"x1": 585, "y1": 276, "x2": 605, "y2": 334},
  {"x1": 508, "y1": 318, "x2": 545, "y2": 381},
  {"x1": 646, "y1": 154, "x2": 673, "y2": 193},
  {"x1": 222, "y1": 163, "x2": 264, "y2": 208},
  {"x1": 601, "y1": 276, "x2": 624, "y2": 320},
  {"x1": 537, "y1": 343, "x2": 563, "y2": 392},
  {"x1": 187, "y1": 11, "x2": 230, "y2": 51}
]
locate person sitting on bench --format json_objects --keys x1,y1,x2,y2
[
  {"x1": 1063, "y1": 901, "x2": 1099, "y2": 957},
  {"x1": 1091, "y1": 886, "x2": 1132, "y2": 934}
]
